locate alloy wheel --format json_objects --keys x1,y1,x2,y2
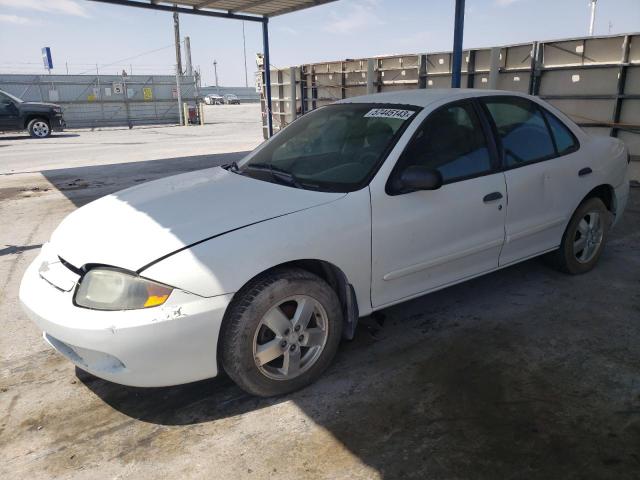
[
  {"x1": 573, "y1": 211, "x2": 604, "y2": 263},
  {"x1": 32, "y1": 121, "x2": 50, "y2": 137},
  {"x1": 253, "y1": 295, "x2": 329, "y2": 381}
]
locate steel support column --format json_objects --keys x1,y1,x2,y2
[
  {"x1": 611, "y1": 35, "x2": 630, "y2": 138},
  {"x1": 451, "y1": 0, "x2": 465, "y2": 88},
  {"x1": 466, "y1": 50, "x2": 476, "y2": 88},
  {"x1": 262, "y1": 18, "x2": 273, "y2": 137}
]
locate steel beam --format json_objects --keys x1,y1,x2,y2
[
  {"x1": 488, "y1": 47, "x2": 500, "y2": 90},
  {"x1": 466, "y1": 50, "x2": 475, "y2": 88},
  {"x1": 262, "y1": 18, "x2": 273, "y2": 137},
  {"x1": 528, "y1": 42, "x2": 541, "y2": 95},
  {"x1": 289, "y1": 67, "x2": 297, "y2": 122},
  {"x1": 418, "y1": 54, "x2": 427, "y2": 89},
  {"x1": 611, "y1": 35, "x2": 630, "y2": 138},
  {"x1": 451, "y1": 0, "x2": 465, "y2": 88},
  {"x1": 87, "y1": 0, "x2": 264, "y2": 22},
  {"x1": 367, "y1": 59, "x2": 376, "y2": 94}
]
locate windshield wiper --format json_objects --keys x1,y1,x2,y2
[
  {"x1": 224, "y1": 160, "x2": 241, "y2": 172},
  {"x1": 244, "y1": 163, "x2": 307, "y2": 189}
]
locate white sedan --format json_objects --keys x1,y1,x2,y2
[{"x1": 20, "y1": 89, "x2": 630, "y2": 397}]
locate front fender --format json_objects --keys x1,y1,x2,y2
[{"x1": 141, "y1": 188, "x2": 373, "y2": 316}]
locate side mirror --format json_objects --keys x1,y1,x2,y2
[{"x1": 397, "y1": 165, "x2": 443, "y2": 192}]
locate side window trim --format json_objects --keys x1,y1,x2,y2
[
  {"x1": 386, "y1": 99, "x2": 500, "y2": 195},
  {"x1": 479, "y1": 95, "x2": 579, "y2": 171},
  {"x1": 471, "y1": 98, "x2": 501, "y2": 171},
  {"x1": 476, "y1": 98, "x2": 505, "y2": 167}
]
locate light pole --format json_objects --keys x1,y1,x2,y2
[
  {"x1": 213, "y1": 59, "x2": 220, "y2": 94},
  {"x1": 589, "y1": 0, "x2": 597, "y2": 36},
  {"x1": 173, "y1": 11, "x2": 183, "y2": 75},
  {"x1": 242, "y1": 21, "x2": 249, "y2": 88},
  {"x1": 176, "y1": 63, "x2": 183, "y2": 126}
]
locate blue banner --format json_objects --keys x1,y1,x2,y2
[{"x1": 41, "y1": 47, "x2": 53, "y2": 70}]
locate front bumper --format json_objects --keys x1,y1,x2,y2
[
  {"x1": 19, "y1": 245, "x2": 233, "y2": 387},
  {"x1": 52, "y1": 114, "x2": 65, "y2": 132}
]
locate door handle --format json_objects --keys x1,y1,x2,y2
[
  {"x1": 483, "y1": 192, "x2": 503, "y2": 203},
  {"x1": 578, "y1": 167, "x2": 592, "y2": 177}
]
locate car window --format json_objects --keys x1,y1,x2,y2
[
  {"x1": 542, "y1": 109, "x2": 578, "y2": 155},
  {"x1": 0, "y1": 90, "x2": 22, "y2": 103},
  {"x1": 238, "y1": 103, "x2": 419, "y2": 192},
  {"x1": 483, "y1": 97, "x2": 555, "y2": 167},
  {"x1": 394, "y1": 101, "x2": 492, "y2": 184}
]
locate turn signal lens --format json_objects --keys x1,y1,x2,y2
[
  {"x1": 143, "y1": 283, "x2": 172, "y2": 308},
  {"x1": 75, "y1": 267, "x2": 173, "y2": 311}
]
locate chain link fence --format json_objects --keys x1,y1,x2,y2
[{"x1": 0, "y1": 74, "x2": 197, "y2": 128}]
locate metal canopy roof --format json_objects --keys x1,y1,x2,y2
[
  {"x1": 89, "y1": 0, "x2": 342, "y2": 137},
  {"x1": 91, "y1": 0, "x2": 338, "y2": 19},
  {"x1": 185, "y1": 0, "x2": 336, "y2": 17},
  {"x1": 88, "y1": 0, "x2": 467, "y2": 137}
]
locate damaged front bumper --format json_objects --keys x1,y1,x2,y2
[
  {"x1": 52, "y1": 113, "x2": 66, "y2": 132},
  {"x1": 19, "y1": 244, "x2": 232, "y2": 387}
]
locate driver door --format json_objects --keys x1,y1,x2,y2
[
  {"x1": 370, "y1": 100, "x2": 507, "y2": 308},
  {"x1": 0, "y1": 93, "x2": 19, "y2": 130}
]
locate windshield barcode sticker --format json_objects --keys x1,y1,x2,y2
[{"x1": 364, "y1": 108, "x2": 415, "y2": 120}]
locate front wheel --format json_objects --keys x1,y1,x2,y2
[
  {"x1": 220, "y1": 268, "x2": 343, "y2": 397},
  {"x1": 27, "y1": 118, "x2": 51, "y2": 138},
  {"x1": 553, "y1": 197, "x2": 611, "y2": 275}
]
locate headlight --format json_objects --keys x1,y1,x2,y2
[{"x1": 75, "y1": 267, "x2": 173, "y2": 311}]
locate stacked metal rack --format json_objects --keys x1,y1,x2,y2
[{"x1": 258, "y1": 33, "x2": 639, "y2": 156}]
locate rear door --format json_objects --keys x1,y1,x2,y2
[
  {"x1": 370, "y1": 99, "x2": 507, "y2": 308},
  {"x1": 480, "y1": 96, "x2": 584, "y2": 265}
]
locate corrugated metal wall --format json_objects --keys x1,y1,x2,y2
[
  {"x1": 0, "y1": 74, "x2": 197, "y2": 128},
  {"x1": 259, "y1": 33, "x2": 640, "y2": 156}
]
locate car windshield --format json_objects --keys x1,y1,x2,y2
[
  {"x1": 235, "y1": 103, "x2": 419, "y2": 192},
  {"x1": 0, "y1": 90, "x2": 23, "y2": 103}
]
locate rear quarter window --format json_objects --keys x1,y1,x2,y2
[{"x1": 542, "y1": 109, "x2": 579, "y2": 155}]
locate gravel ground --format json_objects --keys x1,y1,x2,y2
[{"x1": 1, "y1": 107, "x2": 639, "y2": 479}]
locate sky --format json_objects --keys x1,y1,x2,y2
[{"x1": 0, "y1": 0, "x2": 638, "y2": 87}]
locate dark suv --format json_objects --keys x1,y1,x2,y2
[{"x1": 0, "y1": 89, "x2": 66, "y2": 138}]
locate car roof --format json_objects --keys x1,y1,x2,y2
[{"x1": 336, "y1": 88, "x2": 530, "y2": 108}]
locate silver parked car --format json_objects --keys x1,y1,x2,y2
[{"x1": 204, "y1": 94, "x2": 223, "y2": 105}]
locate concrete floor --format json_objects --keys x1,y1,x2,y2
[{"x1": 1, "y1": 104, "x2": 639, "y2": 479}]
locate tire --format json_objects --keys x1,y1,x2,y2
[
  {"x1": 220, "y1": 267, "x2": 343, "y2": 397},
  {"x1": 27, "y1": 118, "x2": 51, "y2": 138},
  {"x1": 553, "y1": 197, "x2": 611, "y2": 275}
]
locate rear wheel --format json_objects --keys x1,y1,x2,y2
[
  {"x1": 220, "y1": 268, "x2": 343, "y2": 397},
  {"x1": 27, "y1": 118, "x2": 51, "y2": 138},
  {"x1": 553, "y1": 197, "x2": 611, "y2": 275}
]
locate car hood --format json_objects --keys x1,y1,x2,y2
[
  {"x1": 21, "y1": 101, "x2": 60, "y2": 110},
  {"x1": 51, "y1": 167, "x2": 345, "y2": 272}
]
